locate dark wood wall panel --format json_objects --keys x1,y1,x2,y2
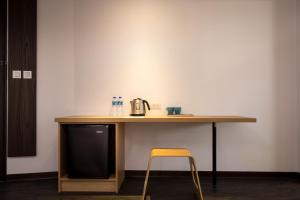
[
  {"x1": 0, "y1": 0, "x2": 7, "y2": 179},
  {"x1": 8, "y1": 0, "x2": 37, "y2": 157}
]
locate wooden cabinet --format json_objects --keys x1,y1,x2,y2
[
  {"x1": 7, "y1": 0, "x2": 37, "y2": 157},
  {"x1": 57, "y1": 123, "x2": 125, "y2": 193}
]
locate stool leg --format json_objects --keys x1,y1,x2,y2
[
  {"x1": 190, "y1": 157, "x2": 204, "y2": 200},
  {"x1": 142, "y1": 157, "x2": 152, "y2": 200},
  {"x1": 189, "y1": 157, "x2": 199, "y2": 189},
  {"x1": 189, "y1": 157, "x2": 202, "y2": 195}
]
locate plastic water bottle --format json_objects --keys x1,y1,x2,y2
[
  {"x1": 118, "y1": 96, "x2": 124, "y2": 116},
  {"x1": 110, "y1": 97, "x2": 117, "y2": 116}
]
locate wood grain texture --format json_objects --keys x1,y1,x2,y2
[
  {"x1": 7, "y1": 0, "x2": 37, "y2": 157},
  {"x1": 60, "y1": 175, "x2": 116, "y2": 192},
  {"x1": 116, "y1": 123, "x2": 125, "y2": 192},
  {"x1": 55, "y1": 115, "x2": 257, "y2": 124},
  {"x1": 58, "y1": 125, "x2": 66, "y2": 192},
  {"x1": 0, "y1": 0, "x2": 7, "y2": 180}
]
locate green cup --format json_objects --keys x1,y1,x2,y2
[
  {"x1": 166, "y1": 107, "x2": 175, "y2": 115},
  {"x1": 174, "y1": 107, "x2": 182, "y2": 115}
]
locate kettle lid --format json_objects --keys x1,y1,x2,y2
[{"x1": 133, "y1": 98, "x2": 142, "y2": 101}]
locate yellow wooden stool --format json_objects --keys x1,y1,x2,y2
[{"x1": 141, "y1": 148, "x2": 204, "y2": 200}]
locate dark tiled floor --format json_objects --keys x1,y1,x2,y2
[{"x1": 0, "y1": 176, "x2": 300, "y2": 200}]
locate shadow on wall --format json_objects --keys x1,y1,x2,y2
[{"x1": 273, "y1": 0, "x2": 298, "y2": 171}]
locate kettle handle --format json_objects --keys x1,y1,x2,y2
[{"x1": 143, "y1": 100, "x2": 151, "y2": 110}]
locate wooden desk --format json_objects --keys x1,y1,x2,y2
[{"x1": 55, "y1": 115, "x2": 256, "y2": 192}]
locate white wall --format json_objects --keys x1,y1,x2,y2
[
  {"x1": 6, "y1": 0, "x2": 300, "y2": 174},
  {"x1": 7, "y1": 0, "x2": 75, "y2": 174},
  {"x1": 74, "y1": 0, "x2": 299, "y2": 171}
]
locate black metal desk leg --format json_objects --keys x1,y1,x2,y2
[{"x1": 212, "y1": 122, "x2": 217, "y2": 188}]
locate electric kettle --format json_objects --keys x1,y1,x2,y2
[{"x1": 130, "y1": 98, "x2": 151, "y2": 116}]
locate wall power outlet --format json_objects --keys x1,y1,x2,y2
[{"x1": 150, "y1": 103, "x2": 161, "y2": 110}]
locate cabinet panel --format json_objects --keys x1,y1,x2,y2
[
  {"x1": 7, "y1": 0, "x2": 37, "y2": 157},
  {"x1": 57, "y1": 123, "x2": 124, "y2": 193},
  {"x1": 0, "y1": 0, "x2": 7, "y2": 179}
]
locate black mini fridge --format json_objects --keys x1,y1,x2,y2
[{"x1": 65, "y1": 125, "x2": 113, "y2": 179}]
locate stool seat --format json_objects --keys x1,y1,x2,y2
[
  {"x1": 142, "y1": 148, "x2": 204, "y2": 200},
  {"x1": 151, "y1": 148, "x2": 192, "y2": 157}
]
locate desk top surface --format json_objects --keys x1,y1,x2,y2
[{"x1": 55, "y1": 115, "x2": 256, "y2": 123}]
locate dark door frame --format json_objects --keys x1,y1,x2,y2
[{"x1": 0, "y1": 0, "x2": 7, "y2": 181}]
